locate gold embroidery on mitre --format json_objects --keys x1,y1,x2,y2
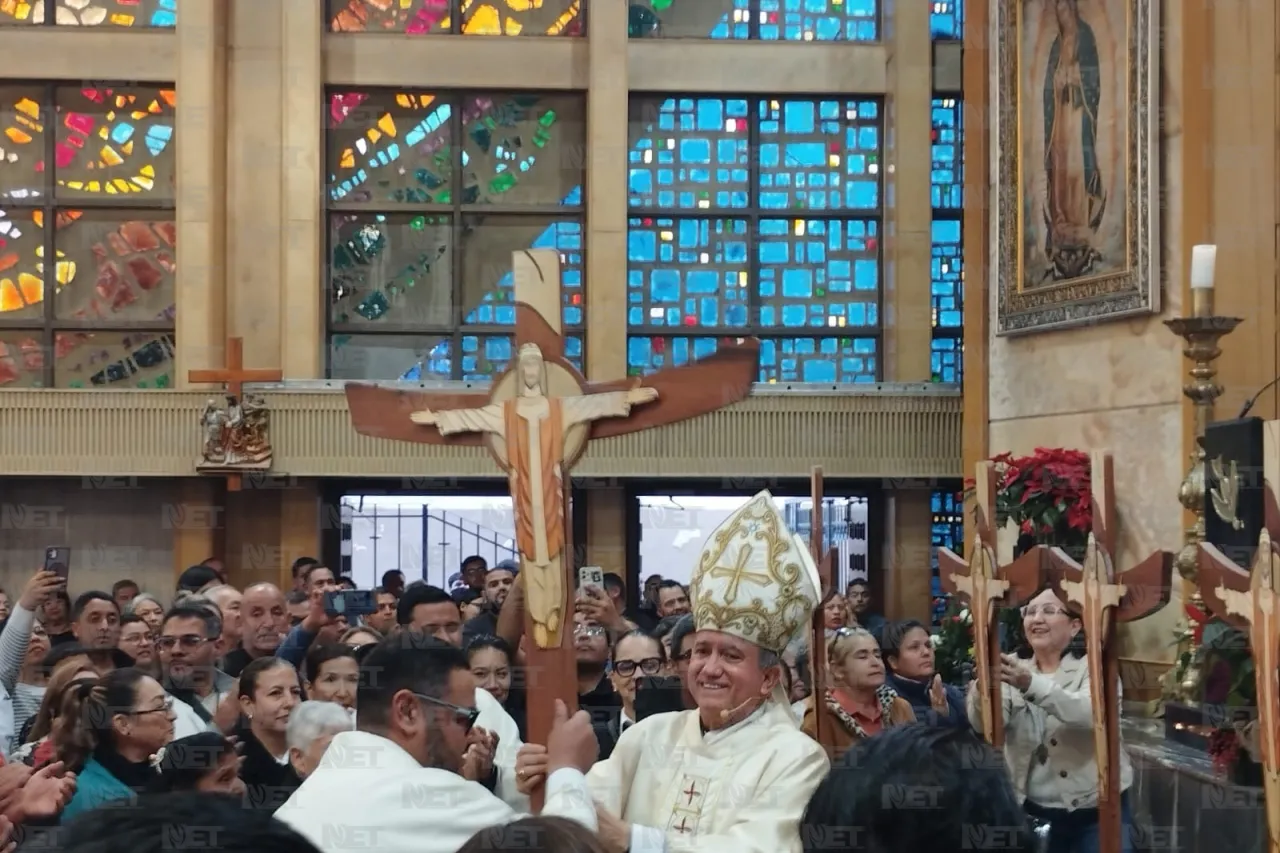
[{"x1": 688, "y1": 491, "x2": 819, "y2": 653}]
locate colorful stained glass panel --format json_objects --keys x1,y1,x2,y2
[
  {"x1": 1, "y1": 0, "x2": 176, "y2": 25},
  {"x1": 0, "y1": 87, "x2": 47, "y2": 200},
  {"x1": 931, "y1": 217, "x2": 962, "y2": 384},
  {"x1": 0, "y1": 209, "x2": 44, "y2": 321},
  {"x1": 627, "y1": 217, "x2": 749, "y2": 328},
  {"x1": 54, "y1": 86, "x2": 176, "y2": 202},
  {"x1": 54, "y1": 213, "x2": 176, "y2": 322},
  {"x1": 460, "y1": 217, "x2": 583, "y2": 327},
  {"x1": 54, "y1": 330, "x2": 174, "y2": 388},
  {"x1": 758, "y1": 0, "x2": 877, "y2": 41},
  {"x1": 329, "y1": 213, "x2": 452, "y2": 328},
  {"x1": 932, "y1": 97, "x2": 962, "y2": 210},
  {"x1": 329, "y1": 333, "x2": 584, "y2": 381},
  {"x1": 327, "y1": 0, "x2": 581, "y2": 35},
  {"x1": 758, "y1": 99, "x2": 880, "y2": 210},
  {"x1": 326, "y1": 91, "x2": 454, "y2": 205},
  {"x1": 626, "y1": 335, "x2": 875, "y2": 383},
  {"x1": 930, "y1": 488, "x2": 963, "y2": 626},
  {"x1": 757, "y1": 218, "x2": 878, "y2": 330},
  {"x1": 628, "y1": 0, "x2": 746, "y2": 39},
  {"x1": 461, "y1": 95, "x2": 585, "y2": 207},
  {"x1": 930, "y1": 0, "x2": 962, "y2": 40},
  {"x1": 628, "y1": 98, "x2": 750, "y2": 211},
  {"x1": 0, "y1": 332, "x2": 43, "y2": 387}
]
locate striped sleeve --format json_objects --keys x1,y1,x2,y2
[{"x1": 0, "y1": 606, "x2": 35, "y2": 694}]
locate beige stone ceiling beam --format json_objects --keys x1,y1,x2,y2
[{"x1": 0, "y1": 29, "x2": 175, "y2": 80}]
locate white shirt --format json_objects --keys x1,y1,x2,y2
[
  {"x1": 168, "y1": 692, "x2": 214, "y2": 739},
  {"x1": 276, "y1": 730, "x2": 597, "y2": 853}
]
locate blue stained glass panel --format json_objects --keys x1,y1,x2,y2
[
  {"x1": 757, "y1": 99, "x2": 880, "y2": 211},
  {"x1": 930, "y1": 0, "x2": 963, "y2": 40},
  {"x1": 627, "y1": 218, "x2": 750, "y2": 328},
  {"x1": 626, "y1": 336, "x2": 876, "y2": 383},
  {"x1": 759, "y1": 0, "x2": 877, "y2": 41},
  {"x1": 932, "y1": 97, "x2": 962, "y2": 210},
  {"x1": 757, "y1": 218, "x2": 879, "y2": 329},
  {"x1": 327, "y1": 334, "x2": 585, "y2": 382},
  {"x1": 628, "y1": 0, "x2": 748, "y2": 38},
  {"x1": 464, "y1": 219, "x2": 584, "y2": 327},
  {"x1": 931, "y1": 218, "x2": 962, "y2": 384},
  {"x1": 930, "y1": 489, "x2": 964, "y2": 627},
  {"x1": 628, "y1": 98, "x2": 751, "y2": 210}
]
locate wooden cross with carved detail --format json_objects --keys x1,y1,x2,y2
[
  {"x1": 937, "y1": 461, "x2": 1045, "y2": 747},
  {"x1": 187, "y1": 337, "x2": 282, "y2": 492},
  {"x1": 1042, "y1": 452, "x2": 1172, "y2": 853},
  {"x1": 809, "y1": 467, "x2": 837, "y2": 748}
]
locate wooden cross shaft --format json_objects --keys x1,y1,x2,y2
[{"x1": 809, "y1": 467, "x2": 836, "y2": 749}]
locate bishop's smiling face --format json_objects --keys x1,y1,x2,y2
[{"x1": 687, "y1": 631, "x2": 777, "y2": 728}]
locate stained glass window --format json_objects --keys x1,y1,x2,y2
[
  {"x1": 931, "y1": 97, "x2": 962, "y2": 384},
  {"x1": 326, "y1": 91, "x2": 586, "y2": 382},
  {"x1": 628, "y1": 0, "x2": 877, "y2": 41},
  {"x1": 627, "y1": 96, "x2": 883, "y2": 383},
  {"x1": 930, "y1": 0, "x2": 962, "y2": 40},
  {"x1": 930, "y1": 487, "x2": 963, "y2": 628},
  {"x1": 0, "y1": 85, "x2": 177, "y2": 388},
  {"x1": 0, "y1": 0, "x2": 176, "y2": 26},
  {"x1": 328, "y1": 0, "x2": 582, "y2": 36}
]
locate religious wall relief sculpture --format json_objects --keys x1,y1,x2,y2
[
  {"x1": 198, "y1": 394, "x2": 272, "y2": 472},
  {"x1": 411, "y1": 343, "x2": 659, "y2": 646}
]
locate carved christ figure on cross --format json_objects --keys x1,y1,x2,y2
[{"x1": 410, "y1": 343, "x2": 658, "y2": 646}]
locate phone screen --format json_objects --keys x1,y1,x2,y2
[{"x1": 44, "y1": 547, "x2": 70, "y2": 581}]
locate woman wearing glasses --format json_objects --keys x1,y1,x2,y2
[
  {"x1": 56, "y1": 667, "x2": 174, "y2": 822},
  {"x1": 607, "y1": 630, "x2": 666, "y2": 741},
  {"x1": 968, "y1": 588, "x2": 1135, "y2": 853},
  {"x1": 236, "y1": 657, "x2": 303, "y2": 812}
]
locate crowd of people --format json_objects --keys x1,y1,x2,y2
[{"x1": 0, "y1": 491, "x2": 1128, "y2": 853}]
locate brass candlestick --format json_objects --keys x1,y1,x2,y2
[{"x1": 1163, "y1": 290, "x2": 1242, "y2": 700}]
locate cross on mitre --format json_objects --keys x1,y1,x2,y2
[
  {"x1": 1045, "y1": 453, "x2": 1171, "y2": 853},
  {"x1": 1198, "y1": 529, "x2": 1280, "y2": 853}
]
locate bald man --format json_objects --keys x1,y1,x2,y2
[{"x1": 221, "y1": 583, "x2": 288, "y2": 677}]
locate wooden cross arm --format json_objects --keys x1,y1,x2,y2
[
  {"x1": 1196, "y1": 541, "x2": 1253, "y2": 629},
  {"x1": 1003, "y1": 545, "x2": 1053, "y2": 605},
  {"x1": 345, "y1": 384, "x2": 490, "y2": 446},
  {"x1": 936, "y1": 546, "x2": 967, "y2": 597},
  {"x1": 1114, "y1": 551, "x2": 1174, "y2": 623},
  {"x1": 588, "y1": 338, "x2": 761, "y2": 440}
]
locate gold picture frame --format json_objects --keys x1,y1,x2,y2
[{"x1": 995, "y1": 0, "x2": 1160, "y2": 336}]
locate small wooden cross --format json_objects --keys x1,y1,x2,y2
[
  {"x1": 809, "y1": 466, "x2": 837, "y2": 748},
  {"x1": 188, "y1": 337, "x2": 283, "y2": 492},
  {"x1": 937, "y1": 461, "x2": 1045, "y2": 747}
]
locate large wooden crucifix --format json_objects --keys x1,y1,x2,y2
[
  {"x1": 1198, "y1": 420, "x2": 1280, "y2": 853},
  {"x1": 188, "y1": 337, "x2": 283, "y2": 492},
  {"x1": 1041, "y1": 453, "x2": 1172, "y2": 853},
  {"x1": 808, "y1": 467, "x2": 836, "y2": 747},
  {"x1": 937, "y1": 461, "x2": 1045, "y2": 746},
  {"x1": 345, "y1": 249, "x2": 760, "y2": 747}
]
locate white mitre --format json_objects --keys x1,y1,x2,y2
[{"x1": 688, "y1": 490, "x2": 822, "y2": 654}]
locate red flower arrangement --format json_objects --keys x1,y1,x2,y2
[{"x1": 969, "y1": 448, "x2": 1093, "y2": 554}]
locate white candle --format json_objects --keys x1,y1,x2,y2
[{"x1": 1190, "y1": 245, "x2": 1217, "y2": 290}]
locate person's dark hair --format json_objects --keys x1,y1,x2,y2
[
  {"x1": 238, "y1": 657, "x2": 298, "y2": 700},
  {"x1": 71, "y1": 591, "x2": 117, "y2": 622},
  {"x1": 669, "y1": 613, "x2": 696, "y2": 659},
  {"x1": 42, "y1": 643, "x2": 91, "y2": 673},
  {"x1": 464, "y1": 634, "x2": 513, "y2": 665},
  {"x1": 162, "y1": 604, "x2": 221, "y2": 640},
  {"x1": 657, "y1": 579, "x2": 685, "y2": 594},
  {"x1": 610, "y1": 629, "x2": 665, "y2": 665},
  {"x1": 458, "y1": 816, "x2": 609, "y2": 853},
  {"x1": 380, "y1": 570, "x2": 405, "y2": 587},
  {"x1": 118, "y1": 613, "x2": 148, "y2": 631},
  {"x1": 652, "y1": 615, "x2": 681, "y2": 640},
  {"x1": 149, "y1": 732, "x2": 237, "y2": 793},
  {"x1": 300, "y1": 564, "x2": 333, "y2": 584},
  {"x1": 451, "y1": 587, "x2": 481, "y2": 605},
  {"x1": 110, "y1": 579, "x2": 139, "y2": 597},
  {"x1": 801, "y1": 725, "x2": 1033, "y2": 853},
  {"x1": 396, "y1": 584, "x2": 456, "y2": 626},
  {"x1": 285, "y1": 590, "x2": 309, "y2": 606},
  {"x1": 176, "y1": 564, "x2": 220, "y2": 594},
  {"x1": 291, "y1": 557, "x2": 321, "y2": 579},
  {"x1": 356, "y1": 633, "x2": 469, "y2": 730},
  {"x1": 461, "y1": 555, "x2": 487, "y2": 571},
  {"x1": 53, "y1": 667, "x2": 151, "y2": 771},
  {"x1": 795, "y1": 644, "x2": 813, "y2": 693},
  {"x1": 338, "y1": 576, "x2": 356, "y2": 589},
  {"x1": 46, "y1": 589, "x2": 72, "y2": 613},
  {"x1": 880, "y1": 619, "x2": 929, "y2": 670},
  {"x1": 32, "y1": 792, "x2": 322, "y2": 853},
  {"x1": 305, "y1": 643, "x2": 357, "y2": 686},
  {"x1": 846, "y1": 578, "x2": 869, "y2": 591},
  {"x1": 601, "y1": 572, "x2": 625, "y2": 596}
]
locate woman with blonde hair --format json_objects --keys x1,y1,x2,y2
[{"x1": 802, "y1": 627, "x2": 914, "y2": 760}]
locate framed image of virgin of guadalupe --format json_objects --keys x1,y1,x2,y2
[{"x1": 994, "y1": 0, "x2": 1160, "y2": 335}]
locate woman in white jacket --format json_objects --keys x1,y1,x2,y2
[{"x1": 967, "y1": 587, "x2": 1135, "y2": 853}]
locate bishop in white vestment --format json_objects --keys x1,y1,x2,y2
[{"x1": 583, "y1": 491, "x2": 830, "y2": 853}]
